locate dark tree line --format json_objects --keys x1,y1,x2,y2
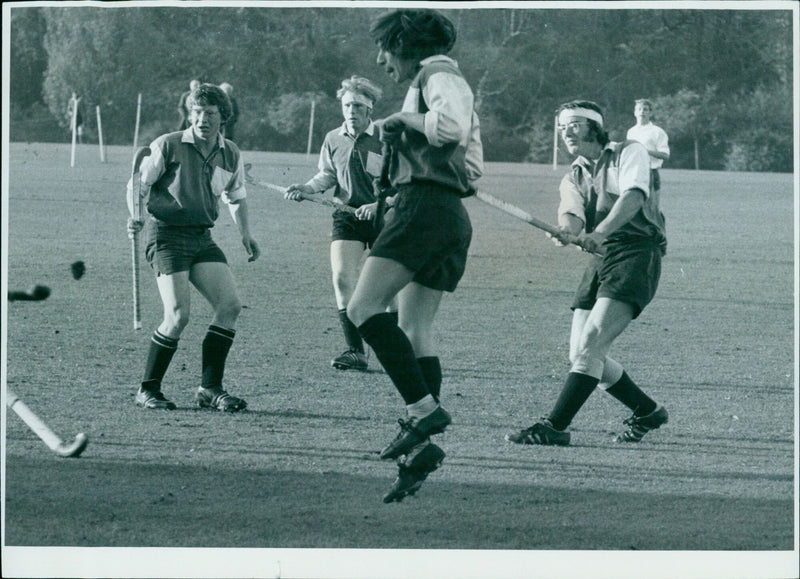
[{"x1": 8, "y1": 5, "x2": 794, "y2": 172}]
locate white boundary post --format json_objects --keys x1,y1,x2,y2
[
  {"x1": 306, "y1": 99, "x2": 316, "y2": 157},
  {"x1": 133, "y1": 93, "x2": 142, "y2": 149},
  {"x1": 552, "y1": 114, "x2": 559, "y2": 170},
  {"x1": 96, "y1": 105, "x2": 106, "y2": 163},
  {"x1": 70, "y1": 97, "x2": 78, "y2": 167}
]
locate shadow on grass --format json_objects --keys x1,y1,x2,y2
[{"x1": 4, "y1": 453, "x2": 792, "y2": 551}]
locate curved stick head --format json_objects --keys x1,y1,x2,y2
[{"x1": 56, "y1": 433, "x2": 88, "y2": 458}]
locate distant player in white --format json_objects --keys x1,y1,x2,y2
[{"x1": 626, "y1": 99, "x2": 669, "y2": 192}]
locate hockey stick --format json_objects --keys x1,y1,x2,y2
[
  {"x1": 6, "y1": 389, "x2": 88, "y2": 457},
  {"x1": 128, "y1": 146, "x2": 151, "y2": 330},
  {"x1": 243, "y1": 164, "x2": 356, "y2": 214},
  {"x1": 474, "y1": 189, "x2": 602, "y2": 255},
  {"x1": 373, "y1": 141, "x2": 392, "y2": 231}
]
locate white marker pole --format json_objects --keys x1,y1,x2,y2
[
  {"x1": 133, "y1": 93, "x2": 142, "y2": 150},
  {"x1": 552, "y1": 114, "x2": 559, "y2": 170},
  {"x1": 96, "y1": 105, "x2": 106, "y2": 163},
  {"x1": 306, "y1": 99, "x2": 316, "y2": 157},
  {"x1": 70, "y1": 99, "x2": 78, "y2": 168}
]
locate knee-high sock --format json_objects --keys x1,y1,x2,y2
[
  {"x1": 605, "y1": 371, "x2": 657, "y2": 416},
  {"x1": 142, "y1": 330, "x2": 178, "y2": 389},
  {"x1": 358, "y1": 313, "x2": 429, "y2": 405},
  {"x1": 202, "y1": 325, "x2": 235, "y2": 390},
  {"x1": 547, "y1": 372, "x2": 599, "y2": 431},
  {"x1": 417, "y1": 357, "x2": 442, "y2": 401},
  {"x1": 338, "y1": 308, "x2": 364, "y2": 353}
]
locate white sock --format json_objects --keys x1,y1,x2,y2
[{"x1": 406, "y1": 395, "x2": 438, "y2": 420}]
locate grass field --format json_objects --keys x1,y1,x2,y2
[{"x1": 2, "y1": 142, "x2": 797, "y2": 579}]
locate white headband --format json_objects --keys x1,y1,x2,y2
[
  {"x1": 341, "y1": 91, "x2": 374, "y2": 108},
  {"x1": 559, "y1": 107, "x2": 604, "y2": 127}
]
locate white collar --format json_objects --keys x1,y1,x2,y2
[{"x1": 181, "y1": 127, "x2": 225, "y2": 149}]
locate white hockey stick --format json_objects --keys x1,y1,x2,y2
[{"x1": 6, "y1": 389, "x2": 88, "y2": 458}]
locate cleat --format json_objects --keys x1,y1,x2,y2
[
  {"x1": 331, "y1": 349, "x2": 368, "y2": 371},
  {"x1": 196, "y1": 387, "x2": 247, "y2": 412},
  {"x1": 505, "y1": 418, "x2": 570, "y2": 446},
  {"x1": 379, "y1": 406, "x2": 451, "y2": 460},
  {"x1": 615, "y1": 404, "x2": 668, "y2": 443},
  {"x1": 383, "y1": 442, "x2": 445, "y2": 503},
  {"x1": 136, "y1": 387, "x2": 176, "y2": 410}
]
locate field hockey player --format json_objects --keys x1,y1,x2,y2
[
  {"x1": 347, "y1": 9, "x2": 484, "y2": 502},
  {"x1": 126, "y1": 83, "x2": 260, "y2": 412},
  {"x1": 285, "y1": 76, "x2": 395, "y2": 372},
  {"x1": 506, "y1": 100, "x2": 669, "y2": 446}
]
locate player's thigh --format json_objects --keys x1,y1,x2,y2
[
  {"x1": 398, "y1": 283, "x2": 442, "y2": 334},
  {"x1": 348, "y1": 256, "x2": 414, "y2": 325},
  {"x1": 580, "y1": 298, "x2": 636, "y2": 354},
  {"x1": 330, "y1": 240, "x2": 366, "y2": 280},
  {"x1": 189, "y1": 261, "x2": 240, "y2": 312},
  {"x1": 156, "y1": 271, "x2": 193, "y2": 323}
]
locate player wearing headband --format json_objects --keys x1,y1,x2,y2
[
  {"x1": 506, "y1": 100, "x2": 669, "y2": 446},
  {"x1": 347, "y1": 9, "x2": 483, "y2": 502},
  {"x1": 286, "y1": 76, "x2": 394, "y2": 372}
]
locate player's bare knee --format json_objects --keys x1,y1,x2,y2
[{"x1": 216, "y1": 298, "x2": 242, "y2": 322}]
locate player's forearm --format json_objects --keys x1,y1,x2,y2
[
  {"x1": 649, "y1": 150, "x2": 669, "y2": 161},
  {"x1": 593, "y1": 188, "x2": 645, "y2": 236},
  {"x1": 558, "y1": 213, "x2": 585, "y2": 236},
  {"x1": 228, "y1": 198, "x2": 253, "y2": 237}
]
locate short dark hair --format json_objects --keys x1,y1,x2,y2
[
  {"x1": 187, "y1": 83, "x2": 232, "y2": 123},
  {"x1": 556, "y1": 100, "x2": 609, "y2": 146},
  {"x1": 370, "y1": 9, "x2": 456, "y2": 60}
]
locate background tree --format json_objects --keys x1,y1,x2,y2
[{"x1": 8, "y1": 5, "x2": 793, "y2": 172}]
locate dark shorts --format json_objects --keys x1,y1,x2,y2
[
  {"x1": 331, "y1": 209, "x2": 380, "y2": 247},
  {"x1": 370, "y1": 181, "x2": 472, "y2": 292},
  {"x1": 651, "y1": 169, "x2": 661, "y2": 192},
  {"x1": 144, "y1": 222, "x2": 227, "y2": 276},
  {"x1": 571, "y1": 238, "x2": 662, "y2": 319}
]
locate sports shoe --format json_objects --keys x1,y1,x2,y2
[
  {"x1": 196, "y1": 387, "x2": 247, "y2": 412},
  {"x1": 331, "y1": 349, "x2": 368, "y2": 371},
  {"x1": 136, "y1": 387, "x2": 176, "y2": 410},
  {"x1": 505, "y1": 418, "x2": 571, "y2": 446},
  {"x1": 379, "y1": 406, "x2": 451, "y2": 460},
  {"x1": 615, "y1": 404, "x2": 668, "y2": 443},
  {"x1": 383, "y1": 442, "x2": 446, "y2": 503}
]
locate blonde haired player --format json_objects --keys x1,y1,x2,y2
[{"x1": 286, "y1": 75, "x2": 392, "y2": 372}]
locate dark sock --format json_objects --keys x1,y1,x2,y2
[
  {"x1": 358, "y1": 313, "x2": 428, "y2": 405},
  {"x1": 388, "y1": 310, "x2": 399, "y2": 325},
  {"x1": 418, "y1": 357, "x2": 442, "y2": 401},
  {"x1": 201, "y1": 325, "x2": 235, "y2": 390},
  {"x1": 338, "y1": 308, "x2": 364, "y2": 353},
  {"x1": 605, "y1": 371, "x2": 657, "y2": 416},
  {"x1": 141, "y1": 330, "x2": 178, "y2": 389},
  {"x1": 548, "y1": 372, "x2": 599, "y2": 431}
]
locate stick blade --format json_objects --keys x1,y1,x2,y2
[{"x1": 55, "y1": 433, "x2": 88, "y2": 458}]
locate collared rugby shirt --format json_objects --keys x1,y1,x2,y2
[
  {"x1": 392, "y1": 55, "x2": 484, "y2": 194},
  {"x1": 140, "y1": 128, "x2": 246, "y2": 227},
  {"x1": 307, "y1": 122, "x2": 383, "y2": 207},
  {"x1": 558, "y1": 140, "x2": 667, "y2": 245}
]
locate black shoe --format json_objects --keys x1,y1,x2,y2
[
  {"x1": 615, "y1": 405, "x2": 668, "y2": 442},
  {"x1": 505, "y1": 418, "x2": 570, "y2": 446},
  {"x1": 331, "y1": 349, "x2": 368, "y2": 371},
  {"x1": 196, "y1": 387, "x2": 247, "y2": 412},
  {"x1": 383, "y1": 442, "x2": 446, "y2": 503},
  {"x1": 135, "y1": 387, "x2": 176, "y2": 410},
  {"x1": 379, "y1": 406, "x2": 451, "y2": 460}
]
